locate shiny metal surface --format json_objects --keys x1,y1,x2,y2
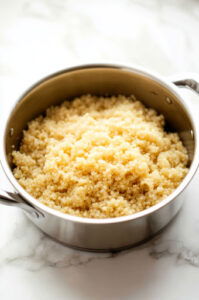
[
  {"x1": 174, "y1": 78, "x2": 199, "y2": 94},
  {"x1": 0, "y1": 189, "x2": 43, "y2": 218},
  {"x1": 0, "y1": 64, "x2": 199, "y2": 252}
]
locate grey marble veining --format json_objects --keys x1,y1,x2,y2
[{"x1": 1, "y1": 0, "x2": 199, "y2": 299}]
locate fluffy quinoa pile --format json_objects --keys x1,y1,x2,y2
[{"x1": 12, "y1": 95, "x2": 188, "y2": 218}]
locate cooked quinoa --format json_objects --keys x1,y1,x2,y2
[{"x1": 12, "y1": 95, "x2": 188, "y2": 218}]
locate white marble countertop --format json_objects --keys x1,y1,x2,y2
[{"x1": 1, "y1": 0, "x2": 199, "y2": 299}]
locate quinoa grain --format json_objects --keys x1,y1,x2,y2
[{"x1": 12, "y1": 95, "x2": 188, "y2": 218}]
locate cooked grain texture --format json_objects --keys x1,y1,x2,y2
[{"x1": 12, "y1": 95, "x2": 188, "y2": 218}]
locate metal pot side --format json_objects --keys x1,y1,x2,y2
[{"x1": 1, "y1": 64, "x2": 199, "y2": 251}]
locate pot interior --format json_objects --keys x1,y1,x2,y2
[{"x1": 4, "y1": 65, "x2": 195, "y2": 168}]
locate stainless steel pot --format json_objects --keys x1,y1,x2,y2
[{"x1": 1, "y1": 64, "x2": 199, "y2": 252}]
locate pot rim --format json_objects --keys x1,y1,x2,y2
[{"x1": 1, "y1": 62, "x2": 199, "y2": 224}]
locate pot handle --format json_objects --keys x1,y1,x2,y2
[
  {"x1": 0, "y1": 189, "x2": 44, "y2": 218},
  {"x1": 169, "y1": 73, "x2": 199, "y2": 94}
]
